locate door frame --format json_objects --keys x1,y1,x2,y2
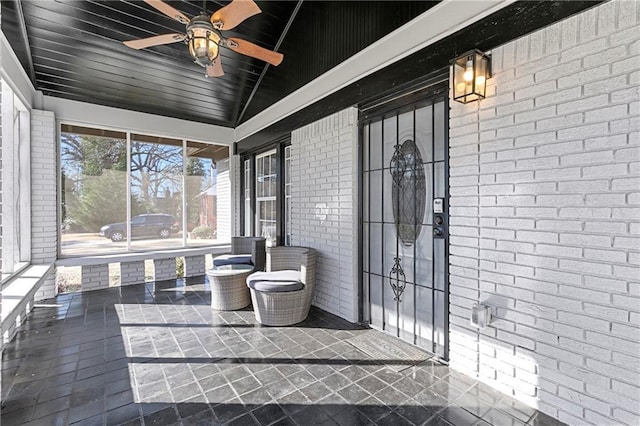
[{"x1": 357, "y1": 77, "x2": 450, "y2": 362}]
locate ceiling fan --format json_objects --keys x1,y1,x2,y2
[{"x1": 123, "y1": 0, "x2": 284, "y2": 78}]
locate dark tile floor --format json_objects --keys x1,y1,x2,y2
[{"x1": 1, "y1": 277, "x2": 564, "y2": 426}]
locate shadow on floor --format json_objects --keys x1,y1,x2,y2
[{"x1": 1, "y1": 279, "x2": 563, "y2": 426}]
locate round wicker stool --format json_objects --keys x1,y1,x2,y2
[{"x1": 206, "y1": 264, "x2": 254, "y2": 310}]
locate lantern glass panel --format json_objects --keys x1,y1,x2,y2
[
  {"x1": 474, "y1": 52, "x2": 487, "y2": 98},
  {"x1": 452, "y1": 50, "x2": 489, "y2": 103},
  {"x1": 188, "y1": 28, "x2": 220, "y2": 65},
  {"x1": 453, "y1": 56, "x2": 468, "y2": 100}
]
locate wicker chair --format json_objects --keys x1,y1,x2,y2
[
  {"x1": 246, "y1": 246, "x2": 317, "y2": 326},
  {"x1": 213, "y1": 237, "x2": 266, "y2": 271}
]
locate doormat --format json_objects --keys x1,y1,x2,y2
[{"x1": 346, "y1": 331, "x2": 433, "y2": 372}]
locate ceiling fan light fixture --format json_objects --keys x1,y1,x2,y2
[
  {"x1": 124, "y1": 0, "x2": 283, "y2": 77},
  {"x1": 186, "y1": 14, "x2": 221, "y2": 67}
]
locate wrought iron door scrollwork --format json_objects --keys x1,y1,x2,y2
[
  {"x1": 389, "y1": 257, "x2": 407, "y2": 302},
  {"x1": 390, "y1": 144, "x2": 407, "y2": 186},
  {"x1": 390, "y1": 139, "x2": 426, "y2": 246},
  {"x1": 388, "y1": 139, "x2": 427, "y2": 303}
]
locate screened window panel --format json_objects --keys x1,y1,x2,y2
[
  {"x1": 185, "y1": 141, "x2": 227, "y2": 246},
  {"x1": 130, "y1": 136, "x2": 183, "y2": 251},
  {"x1": 60, "y1": 127, "x2": 128, "y2": 256},
  {"x1": 59, "y1": 124, "x2": 229, "y2": 257}
]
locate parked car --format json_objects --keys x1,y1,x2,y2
[{"x1": 100, "y1": 214, "x2": 179, "y2": 242}]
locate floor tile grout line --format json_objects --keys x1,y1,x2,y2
[{"x1": 2, "y1": 281, "x2": 566, "y2": 426}]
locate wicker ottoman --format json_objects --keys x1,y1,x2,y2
[{"x1": 207, "y1": 264, "x2": 254, "y2": 310}]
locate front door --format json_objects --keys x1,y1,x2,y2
[{"x1": 361, "y1": 92, "x2": 449, "y2": 360}]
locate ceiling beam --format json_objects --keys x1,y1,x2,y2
[
  {"x1": 234, "y1": 0, "x2": 303, "y2": 127},
  {"x1": 13, "y1": 0, "x2": 36, "y2": 86},
  {"x1": 43, "y1": 96, "x2": 236, "y2": 145}
]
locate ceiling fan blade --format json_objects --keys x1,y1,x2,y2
[
  {"x1": 211, "y1": 0, "x2": 261, "y2": 30},
  {"x1": 143, "y1": 0, "x2": 190, "y2": 24},
  {"x1": 123, "y1": 33, "x2": 186, "y2": 50},
  {"x1": 206, "y1": 58, "x2": 224, "y2": 78},
  {"x1": 226, "y1": 37, "x2": 283, "y2": 66}
]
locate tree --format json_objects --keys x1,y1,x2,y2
[
  {"x1": 60, "y1": 134, "x2": 127, "y2": 175},
  {"x1": 130, "y1": 141, "x2": 183, "y2": 216},
  {"x1": 60, "y1": 133, "x2": 215, "y2": 233},
  {"x1": 61, "y1": 134, "x2": 128, "y2": 232},
  {"x1": 71, "y1": 169, "x2": 128, "y2": 231},
  {"x1": 185, "y1": 157, "x2": 208, "y2": 230}
]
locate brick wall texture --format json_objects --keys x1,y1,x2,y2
[
  {"x1": 0, "y1": 74, "x2": 3, "y2": 358},
  {"x1": 120, "y1": 261, "x2": 146, "y2": 286},
  {"x1": 31, "y1": 109, "x2": 58, "y2": 300},
  {"x1": 216, "y1": 158, "x2": 231, "y2": 243},
  {"x1": 291, "y1": 108, "x2": 359, "y2": 322},
  {"x1": 448, "y1": 1, "x2": 640, "y2": 425},
  {"x1": 0, "y1": 80, "x2": 3, "y2": 276},
  {"x1": 184, "y1": 255, "x2": 206, "y2": 277},
  {"x1": 231, "y1": 153, "x2": 241, "y2": 238},
  {"x1": 153, "y1": 258, "x2": 177, "y2": 281},
  {"x1": 81, "y1": 264, "x2": 109, "y2": 291}
]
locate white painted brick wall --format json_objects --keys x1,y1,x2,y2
[
  {"x1": 30, "y1": 110, "x2": 57, "y2": 300},
  {"x1": 154, "y1": 257, "x2": 176, "y2": 281},
  {"x1": 231, "y1": 153, "x2": 241, "y2": 237},
  {"x1": 0, "y1": 76, "x2": 3, "y2": 357},
  {"x1": 120, "y1": 260, "x2": 146, "y2": 286},
  {"x1": 291, "y1": 108, "x2": 359, "y2": 322},
  {"x1": 184, "y1": 255, "x2": 205, "y2": 277},
  {"x1": 0, "y1": 81, "x2": 3, "y2": 276},
  {"x1": 81, "y1": 264, "x2": 109, "y2": 291},
  {"x1": 448, "y1": 2, "x2": 640, "y2": 424},
  {"x1": 217, "y1": 158, "x2": 231, "y2": 242}
]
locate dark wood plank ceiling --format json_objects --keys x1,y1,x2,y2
[{"x1": 1, "y1": 0, "x2": 435, "y2": 128}]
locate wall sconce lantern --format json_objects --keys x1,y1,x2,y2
[{"x1": 452, "y1": 50, "x2": 491, "y2": 103}]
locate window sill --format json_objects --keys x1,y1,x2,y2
[
  {"x1": 55, "y1": 244, "x2": 231, "y2": 267},
  {"x1": 1, "y1": 262, "x2": 31, "y2": 290},
  {"x1": 2, "y1": 264, "x2": 54, "y2": 342}
]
